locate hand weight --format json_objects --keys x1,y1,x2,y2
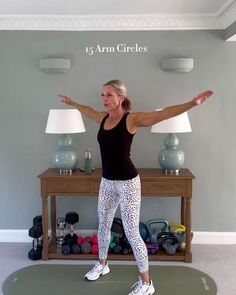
[
  {"x1": 169, "y1": 223, "x2": 193, "y2": 252},
  {"x1": 147, "y1": 219, "x2": 169, "y2": 243},
  {"x1": 161, "y1": 235, "x2": 180, "y2": 255}
]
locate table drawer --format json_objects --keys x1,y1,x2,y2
[
  {"x1": 47, "y1": 180, "x2": 91, "y2": 194},
  {"x1": 141, "y1": 181, "x2": 186, "y2": 195},
  {"x1": 93, "y1": 180, "x2": 100, "y2": 194}
]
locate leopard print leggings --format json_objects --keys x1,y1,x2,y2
[{"x1": 97, "y1": 175, "x2": 149, "y2": 273}]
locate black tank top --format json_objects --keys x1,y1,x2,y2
[{"x1": 97, "y1": 112, "x2": 138, "y2": 180}]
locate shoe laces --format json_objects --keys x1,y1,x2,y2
[
  {"x1": 90, "y1": 262, "x2": 102, "y2": 273},
  {"x1": 130, "y1": 277, "x2": 143, "y2": 293}
]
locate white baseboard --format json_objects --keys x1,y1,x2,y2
[
  {"x1": 192, "y1": 232, "x2": 236, "y2": 245},
  {"x1": 0, "y1": 230, "x2": 236, "y2": 244}
]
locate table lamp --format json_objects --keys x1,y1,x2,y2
[
  {"x1": 151, "y1": 110, "x2": 192, "y2": 174},
  {"x1": 45, "y1": 109, "x2": 86, "y2": 174}
]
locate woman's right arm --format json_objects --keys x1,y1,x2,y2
[{"x1": 58, "y1": 94, "x2": 107, "y2": 123}]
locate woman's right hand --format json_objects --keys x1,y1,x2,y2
[
  {"x1": 192, "y1": 90, "x2": 213, "y2": 105},
  {"x1": 58, "y1": 94, "x2": 73, "y2": 105}
]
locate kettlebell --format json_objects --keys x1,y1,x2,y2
[
  {"x1": 147, "y1": 219, "x2": 169, "y2": 243},
  {"x1": 161, "y1": 235, "x2": 180, "y2": 255},
  {"x1": 169, "y1": 223, "x2": 193, "y2": 252},
  {"x1": 169, "y1": 223, "x2": 186, "y2": 233}
]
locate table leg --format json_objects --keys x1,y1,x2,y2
[
  {"x1": 50, "y1": 195, "x2": 57, "y2": 244},
  {"x1": 181, "y1": 197, "x2": 186, "y2": 225},
  {"x1": 185, "y1": 197, "x2": 192, "y2": 263},
  {"x1": 41, "y1": 197, "x2": 49, "y2": 260}
]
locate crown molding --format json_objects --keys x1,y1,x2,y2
[
  {"x1": 0, "y1": 14, "x2": 221, "y2": 31},
  {"x1": 220, "y1": 0, "x2": 236, "y2": 28},
  {"x1": 0, "y1": 3, "x2": 235, "y2": 31}
]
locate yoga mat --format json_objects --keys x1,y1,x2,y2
[{"x1": 2, "y1": 264, "x2": 217, "y2": 295}]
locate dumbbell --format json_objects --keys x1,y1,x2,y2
[
  {"x1": 78, "y1": 236, "x2": 94, "y2": 254},
  {"x1": 28, "y1": 221, "x2": 43, "y2": 260},
  {"x1": 61, "y1": 241, "x2": 81, "y2": 255},
  {"x1": 91, "y1": 235, "x2": 98, "y2": 255},
  {"x1": 61, "y1": 243, "x2": 71, "y2": 255},
  {"x1": 56, "y1": 217, "x2": 66, "y2": 248},
  {"x1": 61, "y1": 242, "x2": 81, "y2": 255},
  {"x1": 109, "y1": 234, "x2": 118, "y2": 252},
  {"x1": 77, "y1": 235, "x2": 98, "y2": 255},
  {"x1": 61, "y1": 212, "x2": 79, "y2": 255},
  {"x1": 121, "y1": 237, "x2": 132, "y2": 255},
  {"x1": 109, "y1": 234, "x2": 124, "y2": 254},
  {"x1": 113, "y1": 244, "x2": 123, "y2": 254},
  {"x1": 113, "y1": 236, "x2": 123, "y2": 254},
  {"x1": 81, "y1": 243, "x2": 91, "y2": 254},
  {"x1": 33, "y1": 215, "x2": 43, "y2": 252},
  {"x1": 64, "y1": 212, "x2": 79, "y2": 243},
  {"x1": 33, "y1": 215, "x2": 42, "y2": 227},
  {"x1": 111, "y1": 236, "x2": 133, "y2": 255},
  {"x1": 71, "y1": 244, "x2": 81, "y2": 254}
]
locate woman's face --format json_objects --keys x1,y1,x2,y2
[{"x1": 101, "y1": 85, "x2": 123, "y2": 112}]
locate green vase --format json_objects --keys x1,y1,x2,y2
[{"x1": 52, "y1": 134, "x2": 78, "y2": 173}]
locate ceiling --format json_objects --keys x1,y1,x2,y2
[{"x1": 0, "y1": 0, "x2": 236, "y2": 31}]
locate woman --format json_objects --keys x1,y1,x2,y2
[{"x1": 59, "y1": 80, "x2": 213, "y2": 295}]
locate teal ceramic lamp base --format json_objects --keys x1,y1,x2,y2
[
  {"x1": 45, "y1": 109, "x2": 86, "y2": 174},
  {"x1": 53, "y1": 134, "x2": 78, "y2": 175},
  {"x1": 158, "y1": 133, "x2": 184, "y2": 175}
]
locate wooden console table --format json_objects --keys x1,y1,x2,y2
[{"x1": 38, "y1": 168, "x2": 195, "y2": 263}]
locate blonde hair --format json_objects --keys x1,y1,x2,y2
[{"x1": 103, "y1": 79, "x2": 132, "y2": 112}]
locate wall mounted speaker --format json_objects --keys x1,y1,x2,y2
[
  {"x1": 162, "y1": 58, "x2": 194, "y2": 72},
  {"x1": 40, "y1": 58, "x2": 71, "y2": 73}
]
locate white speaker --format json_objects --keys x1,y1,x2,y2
[
  {"x1": 162, "y1": 58, "x2": 194, "y2": 72},
  {"x1": 40, "y1": 58, "x2": 71, "y2": 73}
]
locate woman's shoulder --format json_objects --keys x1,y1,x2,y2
[
  {"x1": 126, "y1": 111, "x2": 144, "y2": 121},
  {"x1": 126, "y1": 112, "x2": 140, "y2": 134}
]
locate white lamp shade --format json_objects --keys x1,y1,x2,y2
[
  {"x1": 45, "y1": 109, "x2": 86, "y2": 134},
  {"x1": 151, "y1": 110, "x2": 191, "y2": 133}
]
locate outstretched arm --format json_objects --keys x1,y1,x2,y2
[
  {"x1": 129, "y1": 90, "x2": 213, "y2": 129},
  {"x1": 58, "y1": 95, "x2": 107, "y2": 123}
]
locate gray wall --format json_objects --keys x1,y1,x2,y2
[{"x1": 0, "y1": 30, "x2": 235, "y2": 232}]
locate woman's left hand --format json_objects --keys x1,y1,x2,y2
[{"x1": 193, "y1": 90, "x2": 213, "y2": 105}]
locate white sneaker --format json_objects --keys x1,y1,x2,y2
[
  {"x1": 128, "y1": 277, "x2": 155, "y2": 295},
  {"x1": 85, "y1": 262, "x2": 110, "y2": 281}
]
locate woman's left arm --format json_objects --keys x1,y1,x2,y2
[{"x1": 129, "y1": 90, "x2": 213, "y2": 129}]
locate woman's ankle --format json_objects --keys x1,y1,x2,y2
[
  {"x1": 99, "y1": 259, "x2": 107, "y2": 266},
  {"x1": 140, "y1": 271, "x2": 150, "y2": 284}
]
